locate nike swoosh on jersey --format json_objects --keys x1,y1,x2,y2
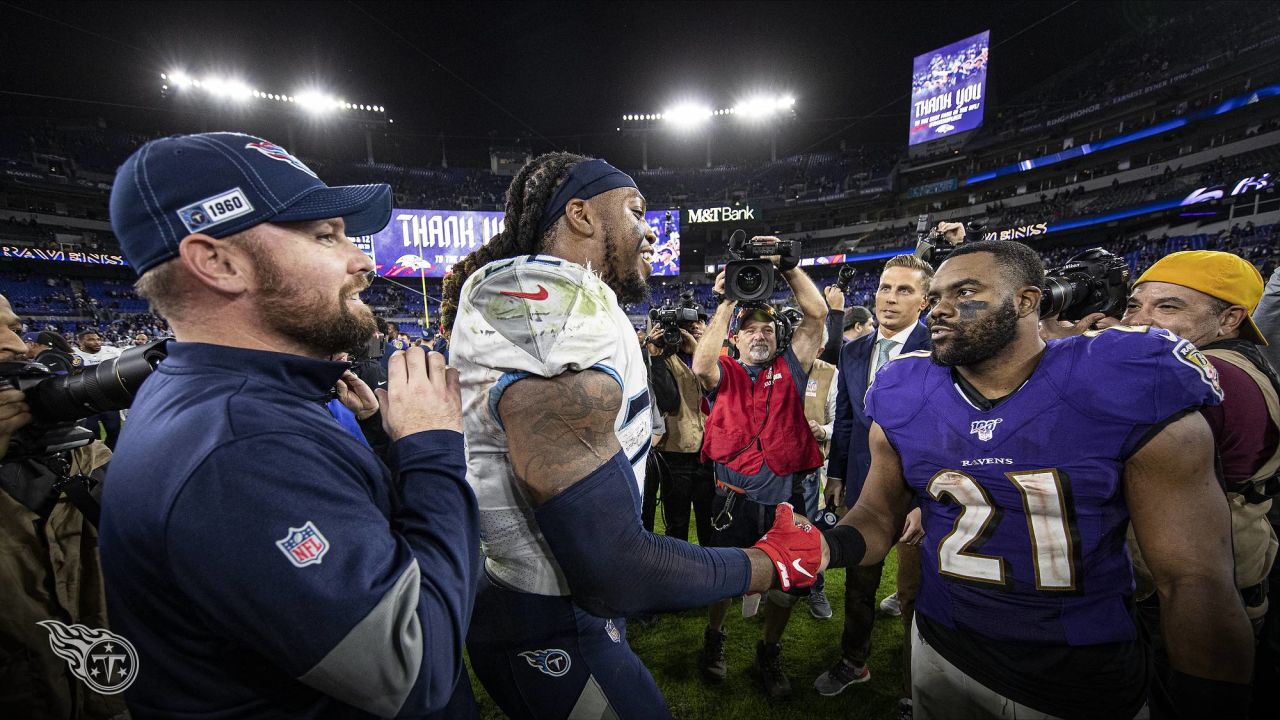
[{"x1": 499, "y1": 285, "x2": 549, "y2": 301}]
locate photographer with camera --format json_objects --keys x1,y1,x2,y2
[
  {"x1": 0, "y1": 293, "x2": 127, "y2": 720},
  {"x1": 1037, "y1": 248, "x2": 1277, "y2": 709},
  {"x1": 692, "y1": 236, "x2": 828, "y2": 698},
  {"x1": 98, "y1": 133, "x2": 480, "y2": 718},
  {"x1": 645, "y1": 294, "x2": 715, "y2": 546}
]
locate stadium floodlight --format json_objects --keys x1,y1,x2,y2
[
  {"x1": 662, "y1": 104, "x2": 712, "y2": 128},
  {"x1": 295, "y1": 91, "x2": 340, "y2": 114},
  {"x1": 731, "y1": 94, "x2": 796, "y2": 119},
  {"x1": 162, "y1": 69, "x2": 385, "y2": 114}
]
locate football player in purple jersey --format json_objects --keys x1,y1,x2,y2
[{"x1": 823, "y1": 239, "x2": 1253, "y2": 719}]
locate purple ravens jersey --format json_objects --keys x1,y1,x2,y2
[{"x1": 865, "y1": 326, "x2": 1223, "y2": 646}]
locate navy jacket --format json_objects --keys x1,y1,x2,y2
[
  {"x1": 100, "y1": 343, "x2": 480, "y2": 719},
  {"x1": 827, "y1": 322, "x2": 931, "y2": 504}
]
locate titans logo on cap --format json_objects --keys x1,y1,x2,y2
[{"x1": 245, "y1": 140, "x2": 318, "y2": 178}]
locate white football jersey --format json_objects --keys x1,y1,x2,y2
[{"x1": 452, "y1": 255, "x2": 652, "y2": 595}]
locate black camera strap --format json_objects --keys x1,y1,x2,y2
[
  {"x1": 52, "y1": 474, "x2": 102, "y2": 528},
  {"x1": 0, "y1": 455, "x2": 102, "y2": 528}
]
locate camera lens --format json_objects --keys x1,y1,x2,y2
[
  {"x1": 738, "y1": 267, "x2": 762, "y2": 293},
  {"x1": 24, "y1": 340, "x2": 168, "y2": 423},
  {"x1": 1039, "y1": 277, "x2": 1073, "y2": 318}
]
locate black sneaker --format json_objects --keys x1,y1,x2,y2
[
  {"x1": 755, "y1": 640, "x2": 791, "y2": 699},
  {"x1": 898, "y1": 697, "x2": 913, "y2": 720},
  {"x1": 701, "y1": 626, "x2": 727, "y2": 682}
]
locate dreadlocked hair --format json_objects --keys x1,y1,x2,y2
[{"x1": 440, "y1": 151, "x2": 591, "y2": 332}]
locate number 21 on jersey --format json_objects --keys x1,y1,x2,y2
[{"x1": 926, "y1": 469, "x2": 1078, "y2": 591}]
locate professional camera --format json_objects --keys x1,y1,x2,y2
[
  {"x1": 835, "y1": 265, "x2": 857, "y2": 294},
  {"x1": 913, "y1": 214, "x2": 987, "y2": 265},
  {"x1": 724, "y1": 229, "x2": 800, "y2": 303},
  {"x1": 1039, "y1": 248, "x2": 1130, "y2": 322},
  {"x1": 648, "y1": 291, "x2": 702, "y2": 355},
  {"x1": 0, "y1": 339, "x2": 169, "y2": 459}
]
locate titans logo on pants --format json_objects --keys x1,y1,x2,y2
[{"x1": 519, "y1": 649, "x2": 571, "y2": 677}]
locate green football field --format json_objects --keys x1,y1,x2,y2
[{"x1": 466, "y1": 518, "x2": 909, "y2": 720}]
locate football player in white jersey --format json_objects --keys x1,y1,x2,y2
[{"x1": 441, "y1": 153, "x2": 826, "y2": 719}]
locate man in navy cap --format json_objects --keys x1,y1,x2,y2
[
  {"x1": 23, "y1": 330, "x2": 83, "y2": 374},
  {"x1": 98, "y1": 133, "x2": 480, "y2": 719}
]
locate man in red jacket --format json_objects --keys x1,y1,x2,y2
[{"x1": 692, "y1": 247, "x2": 829, "y2": 698}]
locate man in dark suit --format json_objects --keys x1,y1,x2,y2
[{"x1": 815, "y1": 254, "x2": 934, "y2": 716}]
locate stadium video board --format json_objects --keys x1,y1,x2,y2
[
  {"x1": 909, "y1": 30, "x2": 990, "y2": 146},
  {"x1": 360, "y1": 208, "x2": 681, "y2": 278}
]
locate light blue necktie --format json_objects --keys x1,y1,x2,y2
[{"x1": 874, "y1": 338, "x2": 896, "y2": 376}]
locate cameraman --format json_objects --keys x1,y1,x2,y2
[
  {"x1": 0, "y1": 293, "x2": 126, "y2": 720},
  {"x1": 645, "y1": 305, "x2": 714, "y2": 546},
  {"x1": 692, "y1": 246, "x2": 827, "y2": 698}
]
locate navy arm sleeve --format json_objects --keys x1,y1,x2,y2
[
  {"x1": 535, "y1": 450, "x2": 752, "y2": 618},
  {"x1": 820, "y1": 310, "x2": 843, "y2": 365},
  {"x1": 165, "y1": 430, "x2": 478, "y2": 718},
  {"x1": 827, "y1": 359, "x2": 853, "y2": 481}
]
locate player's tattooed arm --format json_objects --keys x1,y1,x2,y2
[
  {"x1": 1125, "y1": 411, "x2": 1253, "y2": 684},
  {"x1": 501, "y1": 370, "x2": 622, "y2": 504}
]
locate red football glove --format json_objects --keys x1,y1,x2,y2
[{"x1": 752, "y1": 503, "x2": 823, "y2": 591}]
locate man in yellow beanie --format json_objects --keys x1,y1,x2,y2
[{"x1": 1121, "y1": 249, "x2": 1277, "y2": 686}]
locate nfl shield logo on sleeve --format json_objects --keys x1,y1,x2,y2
[{"x1": 276, "y1": 521, "x2": 330, "y2": 567}]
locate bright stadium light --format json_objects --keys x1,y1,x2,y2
[
  {"x1": 663, "y1": 103, "x2": 712, "y2": 128},
  {"x1": 161, "y1": 69, "x2": 385, "y2": 114},
  {"x1": 296, "y1": 91, "x2": 339, "y2": 114},
  {"x1": 731, "y1": 94, "x2": 796, "y2": 119}
]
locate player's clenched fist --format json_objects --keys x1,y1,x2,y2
[
  {"x1": 376, "y1": 346, "x2": 462, "y2": 440},
  {"x1": 751, "y1": 503, "x2": 828, "y2": 591}
]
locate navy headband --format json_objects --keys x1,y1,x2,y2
[{"x1": 537, "y1": 159, "x2": 639, "y2": 235}]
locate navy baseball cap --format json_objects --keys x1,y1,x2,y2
[{"x1": 110, "y1": 132, "x2": 392, "y2": 275}]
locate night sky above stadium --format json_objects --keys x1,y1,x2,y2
[{"x1": 5, "y1": 1, "x2": 1167, "y2": 165}]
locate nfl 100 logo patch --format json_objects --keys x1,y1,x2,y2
[
  {"x1": 276, "y1": 521, "x2": 330, "y2": 568},
  {"x1": 969, "y1": 418, "x2": 1003, "y2": 442}
]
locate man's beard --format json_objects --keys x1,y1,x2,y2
[
  {"x1": 250, "y1": 246, "x2": 377, "y2": 357},
  {"x1": 745, "y1": 343, "x2": 773, "y2": 364},
  {"x1": 600, "y1": 221, "x2": 650, "y2": 305},
  {"x1": 931, "y1": 297, "x2": 1019, "y2": 367}
]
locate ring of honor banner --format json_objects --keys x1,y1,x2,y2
[
  {"x1": 359, "y1": 208, "x2": 680, "y2": 277},
  {"x1": 909, "y1": 30, "x2": 989, "y2": 145}
]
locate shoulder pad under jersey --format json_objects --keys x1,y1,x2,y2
[
  {"x1": 455, "y1": 255, "x2": 621, "y2": 377},
  {"x1": 1056, "y1": 325, "x2": 1223, "y2": 425}
]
